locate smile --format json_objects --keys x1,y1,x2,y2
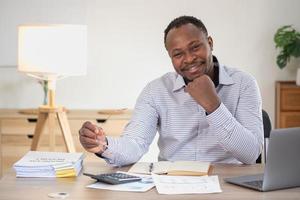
[
  {"x1": 183, "y1": 62, "x2": 205, "y2": 73},
  {"x1": 185, "y1": 65, "x2": 199, "y2": 73}
]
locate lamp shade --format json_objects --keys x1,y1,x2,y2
[{"x1": 18, "y1": 24, "x2": 87, "y2": 80}]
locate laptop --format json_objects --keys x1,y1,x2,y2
[{"x1": 224, "y1": 127, "x2": 300, "y2": 192}]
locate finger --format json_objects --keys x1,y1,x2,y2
[
  {"x1": 82, "y1": 121, "x2": 98, "y2": 132},
  {"x1": 80, "y1": 141, "x2": 97, "y2": 150},
  {"x1": 80, "y1": 135, "x2": 99, "y2": 145},
  {"x1": 82, "y1": 121, "x2": 105, "y2": 136},
  {"x1": 95, "y1": 127, "x2": 105, "y2": 135},
  {"x1": 79, "y1": 128, "x2": 98, "y2": 139},
  {"x1": 96, "y1": 134, "x2": 106, "y2": 141},
  {"x1": 81, "y1": 140, "x2": 104, "y2": 150},
  {"x1": 96, "y1": 136, "x2": 107, "y2": 148}
]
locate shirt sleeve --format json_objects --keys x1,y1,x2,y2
[
  {"x1": 206, "y1": 77, "x2": 264, "y2": 164},
  {"x1": 99, "y1": 83, "x2": 159, "y2": 167}
]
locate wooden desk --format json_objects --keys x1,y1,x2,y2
[{"x1": 0, "y1": 162, "x2": 299, "y2": 200}]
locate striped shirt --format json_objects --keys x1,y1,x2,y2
[{"x1": 101, "y1": 63, "x2": 263, "y2": 166}]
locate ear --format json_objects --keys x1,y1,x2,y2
[{"x1": 207, "y1": 36, "x2": 213, "y2": 51}]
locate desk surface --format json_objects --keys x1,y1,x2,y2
[{"x1": 0, "y1": 162, "x2": 299, "y2": 200}]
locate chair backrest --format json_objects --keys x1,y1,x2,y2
[
  {"x1": 256, "y1": 109, "x2": 272, "y2": 163},
  {"x1": 262, "y1": 110, "x2": 272, "y2": 139}
]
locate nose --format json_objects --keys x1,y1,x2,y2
[{"x1": 184, "y1": 52, "x2": 196, "y2": 64}]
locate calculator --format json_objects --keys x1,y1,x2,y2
[{"x1": 83, "y1": 172, "x2": 142, "y2": 185}]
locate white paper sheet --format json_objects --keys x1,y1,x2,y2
[
  {"x1": 86, "y1": 172, "x2": 155, "y2": 192},
  {"x1": 151, "y1": 174, "x2": 222, "y2": 194}
]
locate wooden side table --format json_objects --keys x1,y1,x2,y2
[
  {"x1": 0, "y1": 109, "x2": 132, "y2": 151},
  {"x1": 275, "y1": 81, "x2": 300, "y2": 128},
  {"x1": 30, "y1": 106, "x2": 75, "y2": 152}
]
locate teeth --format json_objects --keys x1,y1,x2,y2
[
  {"x1": 187, "y1": 66, "x2": 198, "y2": 72},
  {"x1": 184, "y1": 65, "x2": 195, "y2": 71}
]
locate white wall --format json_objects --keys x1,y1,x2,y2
[{"x1": 1, "y1": 0, "x2": 300, "y2": 160}]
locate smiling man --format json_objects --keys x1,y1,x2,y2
[{"x1": 79, "y1": 16, "x2": 264, "y2": 166}]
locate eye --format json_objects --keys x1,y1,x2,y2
[
  {"x1": 192, "y1": 44, "x2": 201, "y2": 51},
  {"x1": 173, "y1": 52, "x2": 182, "y2": 58}
]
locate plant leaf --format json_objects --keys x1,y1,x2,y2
[
  {"x1": 277, "y1": 51, "x2": 288, "y2": 69},
  {"x1": 274, "y1": 25, "x2": 296, "y2": 47},
  {"x1": 291, "y1": 39, "x2": 300, "y2": 57}
]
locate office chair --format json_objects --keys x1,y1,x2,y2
[{"x1": 256, "y1": 109, "x2": 272, "y2": 163}]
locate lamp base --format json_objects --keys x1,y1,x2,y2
[{"x1": 30, "y1": 106, "x2": 75, "y2": 152}]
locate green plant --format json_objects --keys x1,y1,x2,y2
[{"x1": 274, "y1": 25, "x2": 300, "y2": 69}]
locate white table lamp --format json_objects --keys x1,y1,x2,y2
[
  {"x1": 18, "y1": 24, "x2": 87, "y2": 107},
  {"x1": 18, "y1": 24, "x2": 87, "y2": 152}
]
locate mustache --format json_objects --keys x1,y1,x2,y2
[{"x1": 182, "y1": 60, "x2": 206, "y2": 71}]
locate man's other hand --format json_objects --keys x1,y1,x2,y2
[
  {"x1": 79, "y1": 121, "x2": 107, "y2": 154},
  {"x1": 186, "y1": 75, "x2": 221, "y2": 114}
]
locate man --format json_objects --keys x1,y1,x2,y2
[{"x1": 79, "y1": 16, "x2": 263, "y2": 166}]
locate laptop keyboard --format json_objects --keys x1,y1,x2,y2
[{"x1": 244, "y1": 180, "x2": 263, "y2": 188}]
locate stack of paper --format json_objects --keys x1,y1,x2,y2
[{"x1": 13, "y1": 151, "x2": 84, "y2": 178}]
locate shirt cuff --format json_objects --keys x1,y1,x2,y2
[
  {"x1": 206, "y1": 102, "x2": 234, "y2": 139},
  {"x1": 95, "y1": 136, "x2": 118, "y2": 166}
]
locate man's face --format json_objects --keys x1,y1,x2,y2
[{"x1": 165, "y1": 23, "x2": 213, "y2": 81}]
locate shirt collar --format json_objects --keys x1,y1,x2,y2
[
  {"x1": 173, "y1": 56, "x2": 234, "y2": 92},
  {"x1": 173, "y1": 75, "x2": 186, "y2": 92},
  {"x1": 218, "y1": 64, "x2": 235, "y2": 85}
]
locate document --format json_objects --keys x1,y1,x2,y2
[
  {"x1": 129, "y1": 161, "x2": 211, "y2": 176},
  {"x1": 13, "y1": 151, "x2": 84, "y2": 177},
  {"x1": 151, "y1": 173, "x2": 222, "y2": 194},
  {"x1": 86, "y1": 171, "x2": 155, "y2": 192}
]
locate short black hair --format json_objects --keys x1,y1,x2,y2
[{"x1": 164, "y1": 16, "x2": 208, "y2": 46}]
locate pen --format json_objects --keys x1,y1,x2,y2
[{"x1": 149, "y1": 162, "x2": 154, "y2": 173}]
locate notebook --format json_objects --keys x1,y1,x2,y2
[
  {"x1": 128, "y1": 161, "x2": 211, "y2": 176},
  {"x1": 224, "y1": 127, "x2": 300, "y2": 191}
]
